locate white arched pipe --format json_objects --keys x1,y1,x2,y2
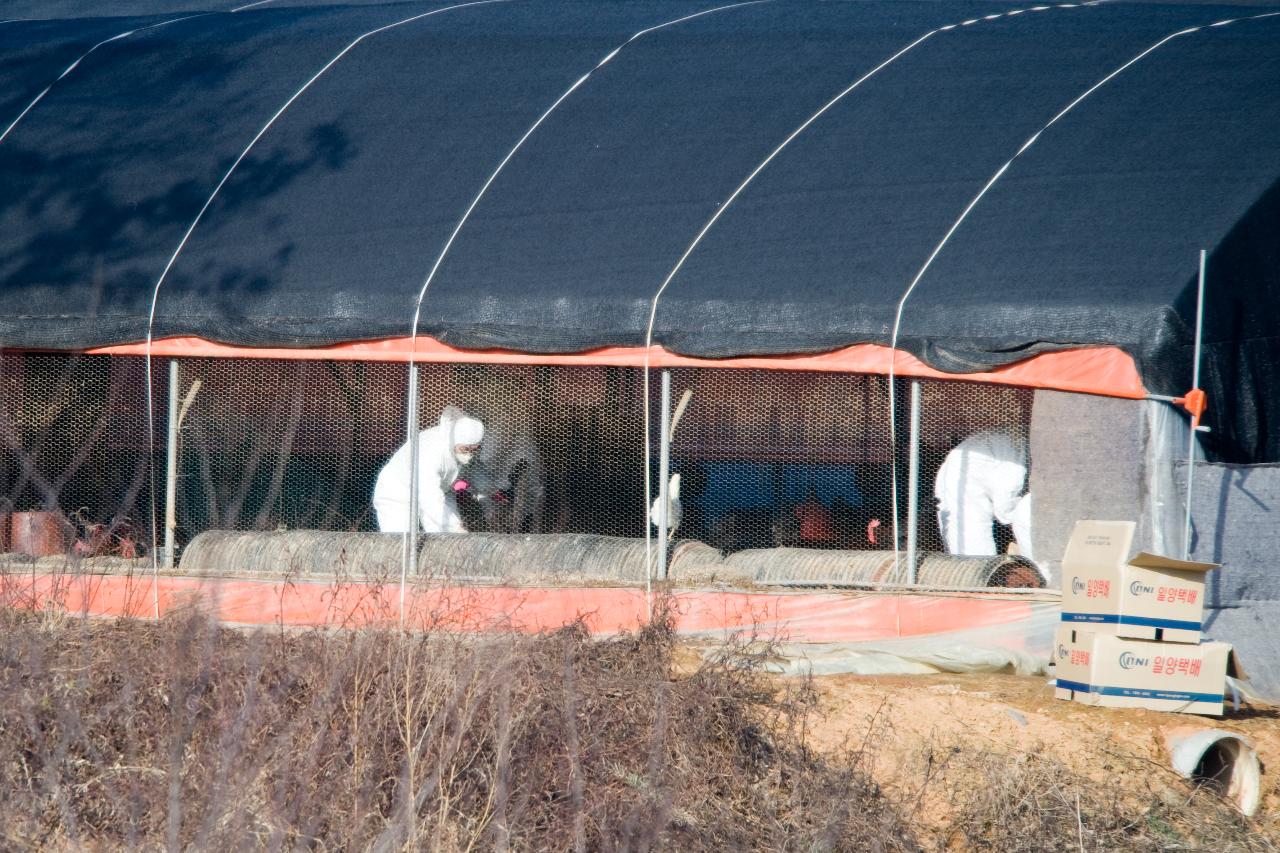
[
  {"x1": 0, "y1": 14, "x2": 208, "y2": 148},
  {"x1": 885, "y1": 9, "x2": 1280, "y2": 577},
  {"x1": 642, "y1": 1, "x2": 1115, "y2": 583},
  {"x1": 141, "y1": 0, "x2": 509, "y2": 619},
  {"x1": 400, "y1": 0, "x2": 769, "y2": 613}
]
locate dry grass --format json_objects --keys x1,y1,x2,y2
[
  {"x1": 0, "y1": 602, "x2": 916, "y2": 851},
  {"x1": 0, "y1": 601, "x2": 1273, "y2": 851},
  {"x1": 931, "y1": 743, "x2": 1275, "y2": 852}
]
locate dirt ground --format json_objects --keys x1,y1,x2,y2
[{"x1": 798, "y1": 669, "x2": 1280, "y2": 844}]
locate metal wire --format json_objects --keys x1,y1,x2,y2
[
  {"x1": 0, "y1": 14, "x2": 208, "y2": 148},
  {"x1": 2, "y1": 354, "x2": 1034, "y2": 592},
  {"x1": 394, "y1": 0, "x2": 769, "y2": 613},
  {"x1": 885, "y1": 6, "x2": 1280, "y2": 575}
]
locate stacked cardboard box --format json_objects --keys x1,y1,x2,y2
[{"x1": 1053, "y1": 520, "x2": 1238, "y2": 716}]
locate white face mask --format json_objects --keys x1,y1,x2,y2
[{"x1": 454, "y1": 451, "x2": 475, "y2": 466}]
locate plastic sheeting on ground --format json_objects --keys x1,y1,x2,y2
[
  {"x1": 0, "y1": 569, "x2": 1058, "y2": 663},
  {"x1": 753, "y1": 604, "x2": 1059, "y2": 678}
]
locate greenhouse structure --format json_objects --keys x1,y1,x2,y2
[{"x1": 1, "y1": 0, "x2": 1278, "y2": 697}]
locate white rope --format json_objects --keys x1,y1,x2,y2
[
  {"x1": 141, "y1": 0, "x2": 509, "y2": 618},
  {"x1": 642, "y1": 1, "x2": 1113, "y2": 577},
  {"x1": 399, "y1": 0, "x2": 769, "y2": 613},
  {"x1": 0, "y1": 14, "x2": 207, "y2": 147},
  {"x1": 638, "y1": 27, "x2": 935, "y2": 577},
  {"x1": 643, "y1": 2, "x2": 1107, "y2": 348},
  {"x1": 0, "y1": 0, "x2": 338, "y2": 621},
  {"x1": 884, "y1": 8, "x2": 1280, "y2": 575},
  {"x1": 1, "y1": 2, "x2": 292, "y2": 618}
]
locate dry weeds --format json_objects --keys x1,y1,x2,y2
[
  {"x1": 936, "y1": 745, "x2": 1274, "y2": 852},
  {"x1": 0, "y1": 603, "x2": 915, "y2": 851},
  {"x1": 0, "y1": 602, "x2": 1272, "y2": 851}
]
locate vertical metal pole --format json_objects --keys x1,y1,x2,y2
[
  {"x1": 906, "y1": 380, "x2": 921, "y2": 584},
  {"x1": 1182, "y1": 250, "x2": 1207, "y2": 560},
  {"x1": 163, "y1": 360, "x2": 179, "y2": 570},
  {"x1": 657, "y1": 370, "x2": 672, "y2": 579},
  {"x1": 402, "y1": 365, "x2": 421, "y2": 624}
]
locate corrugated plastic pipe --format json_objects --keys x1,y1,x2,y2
[{"x1": 1164, "y1": 727, "x2": 1261, "y2": 817}]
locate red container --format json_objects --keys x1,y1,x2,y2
[{"x1": 10, "y1": 511, "x2": 69, "y2": 557}]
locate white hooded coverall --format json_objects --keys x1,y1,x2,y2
[
  {"x1": 934, "y1": 430, "x2": 1033, "y2": 559},
  {"x1": 373, "y1": 409, "x2": 484, "y2": 534}
]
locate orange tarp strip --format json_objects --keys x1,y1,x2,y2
[
  {"x1": 86, "y1": 336, "x2": 1147, "y2": 399},
  {"x1": 3, "y1": 572, "x2": 1037, "y2": 643}
]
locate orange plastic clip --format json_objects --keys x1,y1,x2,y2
[{"x1": 1173, "y1": 388, "x2": 1207, "y2": 423}]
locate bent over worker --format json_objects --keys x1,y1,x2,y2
[
  {"x1": 934, "y1": 429, "x2": 1033, "y2": 560},
  {"x1": 373, "y1": 406, "x2": 484, "y2": 534}
]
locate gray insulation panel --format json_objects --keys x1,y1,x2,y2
[{"x1": 1183, "y1": 462, "x2": 1280, "y2": 703}]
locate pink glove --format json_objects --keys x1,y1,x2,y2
[{"x1": 452, "y1": 479, "x2": 470, "y2": 494}]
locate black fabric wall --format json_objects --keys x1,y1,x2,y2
[{"x1": 1, "y1": 1, "x2": 1279, "y2": 459}]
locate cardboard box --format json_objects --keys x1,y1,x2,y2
[
  {"x1": 1060, "y1": 520, "x2": 1218, "y2": 643},
  {"x1": 1054, "y1": 625, "x2": 1233, "y2": 716}
]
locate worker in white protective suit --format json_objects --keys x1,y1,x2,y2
[
  {"x1": 934, "y1": 430, "x2": 1034, "y2": 562},
  {"x1": 372, "y1": 406, "x2": 485, "y2": 534}
]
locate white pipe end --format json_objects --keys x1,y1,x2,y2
[{"x1": 1165, "y1": 728, "x2": 1261, "y2": 816}]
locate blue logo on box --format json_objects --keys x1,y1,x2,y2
[{"x1": 1118, "y1": 652, "x2": 1148, "y2": 670}]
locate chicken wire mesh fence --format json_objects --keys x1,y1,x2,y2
[
  {"x1": 171, "y1": 360, "x2": 646, "y2": 548},
  {"x1": 405, "y1": 363, "x2": 645, "y2": 540},
  {"x1": 171, "y1": 357, "x2": 403, "y2": 538},
  {"x1": 910, "y1": 379, "x2": 1034, "y2": 562},
  {"x1": 0, "y1": 354, "x2": 648, "y2": 564},
  {"x1": 0, "y1": 351, "x2": 157, "y2": 559},
  {"x1": 659, "y1": 369, "x2": 1034, "y2": 569},
  {"x1": 0, "y1": 350, "x2": 1037, "y2": 585},
  {"x1": 663, "y1": 368, "x2": 897, "y2": 555}
]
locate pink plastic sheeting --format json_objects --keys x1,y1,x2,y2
[{"x1": 1, "y1": 571, "x2": 1058, "y2": 654}]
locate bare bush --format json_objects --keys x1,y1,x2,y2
[
  {"x1": 937, "y1": 745, "x2": 1274, "y2": 853},
  {"x1": 0, "y1": 603, "x2": 918, "y2": 851}
]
